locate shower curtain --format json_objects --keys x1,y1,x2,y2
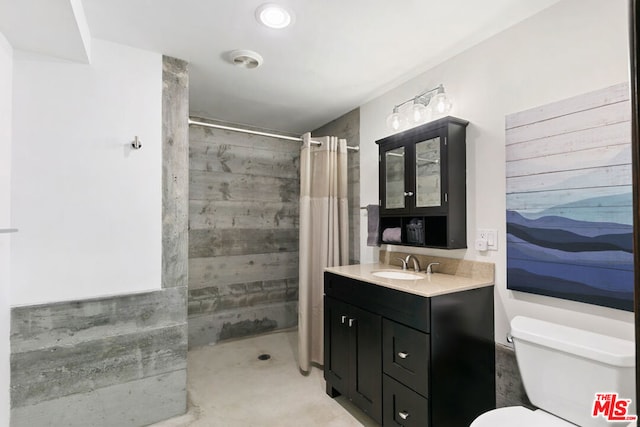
[{"x1": 298, "y1": 133, "x2": 349, "y2": 373}]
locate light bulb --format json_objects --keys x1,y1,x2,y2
[
  {"x1": 408, "y1": 102, "x2": 427, "y2": 125},
  {"x1": 431, "y1": 92, "x2": 452, "y2": 115},
  {"x1": 386, "y1": 108, "x2": 406, "y2": 131}
]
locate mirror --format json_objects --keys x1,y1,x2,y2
[
  {"x1": 385, "y1": 147, "x2": 405, "y2": 209},
  {"x1": 415, "y1": 137, "x2": 441, "y2": 207}
]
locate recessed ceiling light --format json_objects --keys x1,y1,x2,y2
[{"x1": 256, "y1": 3, "x2": 293, "y2": 29}]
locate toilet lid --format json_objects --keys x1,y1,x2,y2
[{"x1": 470, "y1": 406, "x2": 573, "y2": 427}]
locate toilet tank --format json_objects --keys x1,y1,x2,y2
[{"x1": 511, "y1": 316, "x2": 635, "y2": 427}]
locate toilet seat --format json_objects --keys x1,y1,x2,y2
[
  {"x1": 472, "y1": 406, "x2": 637, "y2": 427},
  {"x1": 470, "y1": 406, "x2": 574, "y2": 427}
]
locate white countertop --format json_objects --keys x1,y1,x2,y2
[{"x1": 325, "y1": 263, "x2": 494, "y2": 298}]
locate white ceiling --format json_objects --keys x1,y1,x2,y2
[
  {"x1": 3, "y1": 0, "x2": 561, "y2": 134},
  {"x1": 0, "y1": 0, "x2": 91, "y2": 63}
]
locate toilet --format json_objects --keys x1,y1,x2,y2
[{"x1": 471, "y1": 316, "x2": 636, "y2": 427}]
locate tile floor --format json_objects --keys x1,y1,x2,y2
[{"x1": 151, "y1": 330, "x2": 378, "y2": 427}]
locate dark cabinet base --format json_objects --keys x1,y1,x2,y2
[
  {"x1": 324, "y1": 272, "x2": 495, "y2": 427},
  {"x1": 326, "y1": 383, "x2": 341, "y2": 398}
]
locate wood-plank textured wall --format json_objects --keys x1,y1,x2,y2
[{"x1": 188, "y1": 120, "x2": 300, "y2": 347}]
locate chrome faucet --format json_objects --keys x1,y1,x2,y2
[
  {"x1": 404, "y1": 255, "x2": 421, "y2": 273},
  {"x1": 395, "y1": 257, "x2": 408, "y2": 270},
  {"x1": 426, "y1": 262, "x2": 440, "y2": 274}
]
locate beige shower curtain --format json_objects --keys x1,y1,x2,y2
[{"x1": 298, "y1": 133, "x2": 349, "y2": 373}]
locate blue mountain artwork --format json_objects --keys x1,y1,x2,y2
[{"x1": 506, "y1": 199, "x2": 633, "y2": 311}]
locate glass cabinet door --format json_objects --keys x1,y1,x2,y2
[
  {"x1": 415, "y1": 137, "x2": 441, "y2": 208},
  {"x1": 384, "y1": 146, "x2": 405, "y2": 209}
]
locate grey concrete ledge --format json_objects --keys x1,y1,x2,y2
[{"x1": 11, "y1": 287, "x2": 187, "y2": 353}]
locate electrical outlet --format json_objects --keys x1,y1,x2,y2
[{"x1": 477, "y1": 229, "x2": 498, "y2": 250}]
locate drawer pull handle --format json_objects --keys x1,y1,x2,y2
[
  {"x1": 398, "y1": 351, "x2": 409, "y2": 359},
  {"x1": 348, "y1": 318, "x2": 355, "y2": 327},
  {"x1": 341, "y1": 315, "x2": 347, "y2": 324},
  {"x1": 398, "y1": 411, "x2": 410, "y2": 420}
]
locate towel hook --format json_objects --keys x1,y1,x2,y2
[{"x1": 131, "y1": 136, "x2": 143, "y2": 150}]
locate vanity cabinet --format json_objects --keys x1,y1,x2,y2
[
  {"x1": 324, "y1": 271, "x2": 495, "y2": 427},
  {"x1": 376, "y1": 116, "x2": 468, "y2": 249}
]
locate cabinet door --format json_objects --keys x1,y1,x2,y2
[
  {"x1": 414, "y1": 135, "x2": 443, "y2": 211},
  {"x1": 349, "y1": 305, "x2": 382, "y2": 423},
  {"x1": 324, "y1": 296, "x2": 350, "y2": 395},
  {"x1": 380, "y1": 143, "x2": 411, "y2": 215}
]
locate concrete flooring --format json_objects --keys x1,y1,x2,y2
[{"x1": 151, "y1": 329, "x2": 378, "y2": 427}]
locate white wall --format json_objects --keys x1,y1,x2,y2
[
  {"x1": 360, "y1": 0, "x2": 634, "y2": 345},
  {"x1": 11, "y1": 39, "x2": 162, "y2": 306},
  {"x1": 0, "y1": 29, "x2": 13, "y2": 427}
]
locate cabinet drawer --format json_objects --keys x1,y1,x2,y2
[
  {"x1": 383, "y1": 374, "x2": 429, "y2": 427},
  {"x1": 383, "y1": 319, "x2": 429, "y2": 397}
]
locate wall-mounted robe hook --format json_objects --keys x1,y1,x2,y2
[{"x1": 131, "y1": 136, "x2": 142, "y2": 150}]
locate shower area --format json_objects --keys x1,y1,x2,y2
[{"x1": 186, "y1": 109, "x2": 361, "y2": 349}]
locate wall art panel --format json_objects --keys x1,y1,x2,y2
[{"x1": 505, "y1": 83, "x2": 633, "y2": 311}]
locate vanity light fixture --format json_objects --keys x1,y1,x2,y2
[
  {"x1": 256, "y1": 3, "x2": 293, "y2": 29},
  {"x1": 386, "y1": 84, "x2": 453, "y2": 131}
]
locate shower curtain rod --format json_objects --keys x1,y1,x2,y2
[{"x1": 188, "y1": 119, "x2": 360, "y2": 151}]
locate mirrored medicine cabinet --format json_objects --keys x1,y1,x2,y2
[{"x1": 376, "y1": 116, "x2": 468, "y2": 249}]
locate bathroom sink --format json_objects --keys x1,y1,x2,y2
[{"x1": 371, "y1": 270, "x2": 423, "y2": 280}]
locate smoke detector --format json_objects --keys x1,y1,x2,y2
[{"x1": 228, "y1": 50, "x2": 263, "y2": 69}]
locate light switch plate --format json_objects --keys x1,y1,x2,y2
[{"x1": 477, "y1": 229, "x2": 498, "y2": 250}]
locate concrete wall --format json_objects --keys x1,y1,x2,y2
[
  {"x1": 0, "y1": 30, "x2": 13, "y2": 427},
  {"x1": 313, "y1": 108, "x2": 361, "y2": 264},
  {"x1": 9, "y1": 50, "x2": 189, "y2": 427},
  {"x1": 10, "y1": 288, "x2": 188, "y2": 426},
  {"x1": 11, "y1": 39, "x2": 162, "y2": 305},
  {"x1": 358, "y1": 0, "x2": 634, "y2": 348},
  {"x1": 495, "y1": 344, "x2": 531, "y2": 408},
  {"x1": 188, "y1": 120, "x2": 299, "y2": 347}
]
